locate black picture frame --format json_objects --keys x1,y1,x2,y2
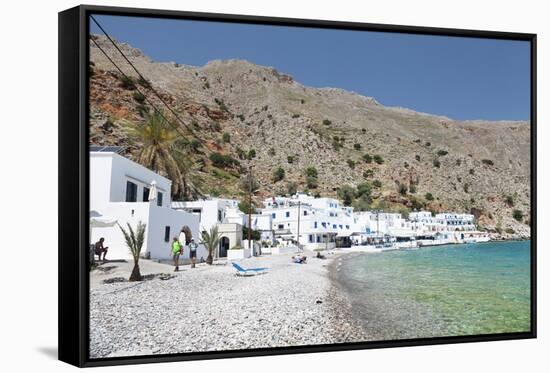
[{"x1": 58, "y1": 4, "x2": 537, "y2": 368}]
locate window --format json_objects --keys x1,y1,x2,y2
[
  {"x1": 333, "y1": 224, "x2": 337, "y2": 229},
  {"x1": 314, "y1": 221, "x2": 318, "y2": 228},
  {"x1": 164, "y1": 226, "x2": 170, "y2": 242},
  {"x1": 285, "y1": 211, "x2": 290, "y2": 218},
  {"x1": 309, "y1": 234, "x2": 314, "y2": 243},
  {"x1": 272, "y1": 213, "x2": 276, "y2": 219},
  {"x1": 303, "y1": 210, "x2": 308, "y2": 216},
  {"x1": 346, "y1": 225, "x2": 350, "y2": 229},
  {"x1": 278, "y1": 224, "x2": 284, "y2": 230},
  {"x1": 218, "y1": 210, "x2": 223, "y2": 222},
  {"x1": 317, "y1": 236, "x2": 321, "y2": 243},
  {"x1": 339, "y1": 224, "x2": 343, "y2": 229},
  {"x1": 125, "y1": 181, "x2": 137, "y2": 202},
  {"x1": 142, "y1": 186, "x2": 150, "y2": 202},
  {"x1": 157, "y1": 192, "x2": 163, "y2": 207}
]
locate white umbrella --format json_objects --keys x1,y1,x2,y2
[
  {"x1": 148, "y1": 180, "x2": 158, "y2": 202},
  {"x1": 90, "y1": 210, "x2": 118, "y2": 227}
]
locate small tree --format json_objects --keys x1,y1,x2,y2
[
  {"x1": 201, "y1": 226, "x2": 221, "y2": 265},
  {"x1": 273, "y1": 167, "x2": 285, "y2": 182},
  {"x1": 512, "y1": 209, "x2": 523, "y2": 222},
  {"x1": 363, "y1": 153, "x2": 373, "y2": 163},
  {"x1": 337, "y1": 185, "x2": 355, "y2": 206},
  {"x1": 305, "y1": 167, "x2": 318, "y2": 178},
  {"x1": 118, "y1": 222, "x2": 146, "y2": 281}
]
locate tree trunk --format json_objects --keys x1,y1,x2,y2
[
  {"x1": 129, "y1": 263, "x2": 143, "y2": 281},
  {"x1": 206, "y1": 254, "x2": 213, "y2": 265}
]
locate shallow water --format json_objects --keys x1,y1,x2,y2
[{"x1": 334, "y1": 241, "x2": 531, "y2": 341}]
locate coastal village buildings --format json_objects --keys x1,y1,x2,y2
[
  {"x1": 89, "y1": 149, "x2": 200, "y2": 261},
  {"x1": 90, "y1": 152, "x2": 489, "y2": 261}
]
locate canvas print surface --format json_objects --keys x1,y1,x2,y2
[{"x1": 87, "y1": 14, "x2": 532, "y2": 359}]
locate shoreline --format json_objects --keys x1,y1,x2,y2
[{"x1": 89, "y1": 251, "x2": 368, "y2": 358}]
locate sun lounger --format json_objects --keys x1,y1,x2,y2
[{"x1": 232, "y1": 262, "x2": 268, "y2": 276}]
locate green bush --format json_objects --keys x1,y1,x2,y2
[
  {"x1": 356, "y1": 182, "x2": 372, "y2": 198},
  {"x1": 437, "y1": 150, "x2": 449, "y2": 156},
  {"x1": 512, "y1": 209, "x2": 523, "y2": 222},
  {"x1": 337, "y1": 185, "x2": 355, "y2": 206},
  {"x1": 373, "y1": 155, "x2": 384, "y2": 164},
  {"x1": 273, "y1": 167, "x2": 285, "y2": 182},
  {"x1": 353, "y1": 143, "x2": 362, "y2": 150},
  {"x1": 305, "y1": 167, "x2": 318, "y2": 178},
  {"x1": 347, "y1": 159, "x2": 356, "y2": 169},
  {"x1": 247, "y1": 149, "x2": 256, "y2": 159},
  {"x1": 415, "y1": 154, "x2": 421, "y2": 161},
  {"x1": 268, "y1": 147, "x2": 276, "y2": 156},
  {"x1": 292, "y1": 113, "x2": 300, "y2": 118},
  {"x1": 372, "y1": 180, "x2": 382, "y2": 188},
  {"x1": 287, "y1": 155, "x2": 295, "y2": 164},
  {"x1": 222, "y1": 132, "x2": 230, "y2": 143},
  {"x1": 433, "y1": 159, "x2": 441, "y2": 168},
  {"x1": 482, "y1": 159, "x2": 494, "y2": 166},
  {"x1": 119, "y1": 75, "x2": 136, "y2": 90},
  {"x1": 132, "y1": 91, "x2": 146, "y2": 104},
  {"x1": 504, "y1": 195, "x2": 514, "y2": 207},
  {"x1": 425, "y1": 192, "x2": 434, "y2": 201},
  {"x1": 469, "y1": 168, "x2": 475, "y2": 175},
  {"x1": 363, "y1": 169, "x2": 374, "y2": 178},
  {"x1": 362, "y1": 153, "x2": 373, "y2": 163},
  {"x1": 409, "y1": 185, "x2": 417, "y2": 194},
  {"x1": 306, "y1": 176, "x2": 318, "y2": 189},
  {"x1": 209, "y1": 152, "x2": 239, "y2": 168},
  {"x1": 322, "y1": 119, "x2": 332, "y2": 126}
]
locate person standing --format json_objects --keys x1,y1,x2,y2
[
  {"x1": 189, "y1": 238, "x2": 198, "y2": 268},
  {"x1": 171, "y1": 236, "x2": 183, "y2": 272}
]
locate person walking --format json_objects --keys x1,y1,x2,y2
[
  {"x1": 171, "y1": 236, "x2": 183, "y2": 272},
  {"x1": 189, "y1": 238, "x2": 198, "y2": 268}
]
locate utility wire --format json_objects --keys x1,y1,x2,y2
[
  {"x1": 90, "y1": 36, "x2": 188, "y2": 139},
  {"x1": 90, "y1": 15, "x2": 211, "y2": 150}
]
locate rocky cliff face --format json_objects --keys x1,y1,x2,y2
[{"x1": 89, "y1": 35, "x2": 531, "y2": 237}]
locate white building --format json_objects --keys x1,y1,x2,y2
[
  {"x1": 90, "y1": 150, "x2": 200, "y2": 261},
  {"x1": 260, "y1": 193, "x2": 362, "y2": 250}
]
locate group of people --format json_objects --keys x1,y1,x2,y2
[
  {"x1": 171, "y1": 236, "x2": 199, "y2": 272},
  {"x1": 292, "y1": 254, "x2": 307, "y2": 264}
]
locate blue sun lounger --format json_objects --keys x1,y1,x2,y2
[{"x1": 232, "y1": 262, "x2": 268, "y2": 275}]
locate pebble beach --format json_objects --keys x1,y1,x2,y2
[{"x1": 89, "y1": 252, "x2": 367, "y2": 358}]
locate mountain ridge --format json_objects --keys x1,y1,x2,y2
[{"x1": 89, "y1": 34, "x2": 531, "y2": 238}]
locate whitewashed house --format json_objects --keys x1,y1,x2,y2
[
  {"x1": 260, "y1": 193, "x2": 362, "y2": 250},
  {"x1": 89, "y1": 149, "x2": 200, "y2": 261},
  {"x1": 172, "y1": 198, "x2": 250, "y2": 258}
]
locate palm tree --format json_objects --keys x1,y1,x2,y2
[
  {"x1": 123, "y1": 111, "x2": 186, "y2": 198},
  {"x1": 118, "y1": 221, "x2": 146, "y2": 281},
  {"x1": 201, "y1": 226, "x2": 221, "y2": 265}
]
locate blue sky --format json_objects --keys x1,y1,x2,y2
[{"x1": 91, "y1": 15, "x2": 530, "y2": 121}]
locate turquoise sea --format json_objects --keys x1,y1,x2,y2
[{"x1": 334, "y1": 241, "x2": 531, "y2": 340}]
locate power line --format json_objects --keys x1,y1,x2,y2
[
  {"x1": 90, "y1": 36, "x2": 188, "y2": 140},
  {"x1": 90, "y1": 15, "x2": 211, "y2": 150}
]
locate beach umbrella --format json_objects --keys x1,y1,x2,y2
[
  {"x1": 89, "y1": 210, "x2": 118, "y2": 227},
  {"x1": 148, "y1": 180, "x2": 158, "y2": 202}
]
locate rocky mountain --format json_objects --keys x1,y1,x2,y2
[{"x1": 89, "y1": 34, "x2": 531, "y2": 237}]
